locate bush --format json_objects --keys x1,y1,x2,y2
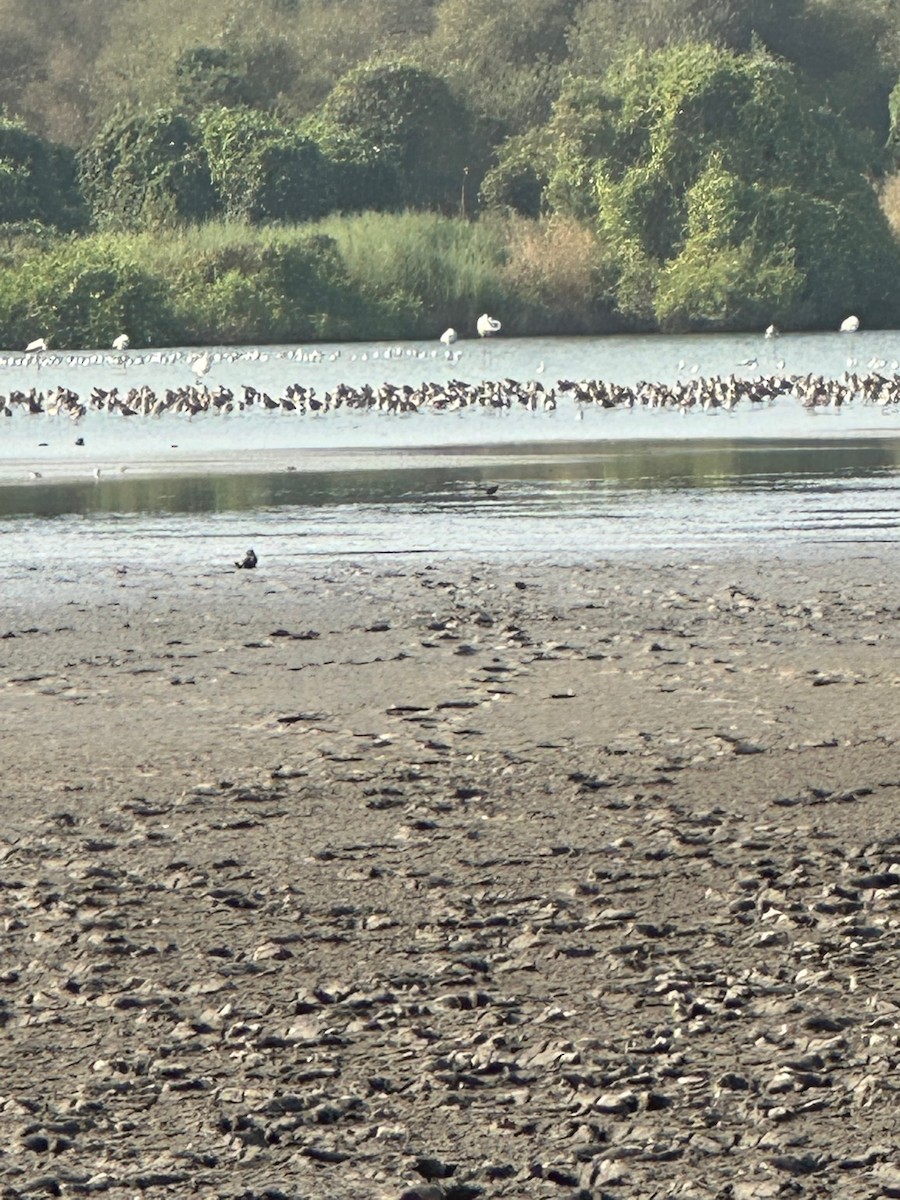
[
  {"x1": 79, "y1": 108, "x2": 218, "y2": 231},
  {"x1": 0, "y1": 117, "x2": 87, "y2": 232},
  {"x1": 200, "y1": 108, "x2": 334, "y2": 223},
  {"x1": 164, "y1": 228, "x2": 367, "y2": 342},
  {"x1": 311, "y1": 60, "x2": 480, "y2": 214},
  {"x1": 0, "y1": 238, "x2": 176, "y2": 348},
  {"x1": 541, "y1": 44, "x2": 900, "y2": 329}
]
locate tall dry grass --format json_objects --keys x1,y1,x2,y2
[
  {"x1": 878, "y1": 172, "x2": 900, "y2": 239},
  {"x1": 499, "y1": 216, "x2": 605, "y2": 330}
]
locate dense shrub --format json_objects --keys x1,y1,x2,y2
[
  {"x1": 162, "y1": 230, "x2": 368, "y2": 342},
  {"x1": 0, "y1": 117, "x2": 87, "y2": 232},
  {"x1": 200, "y1": 108, "x2": 334, "y2": 224},
  {"x1": 79, "y1": 109, "x2": 218, "y2": 231},
  {"x1": 0, "y1": 239, "x2": 176, "y2": 348},
  {"x1": 543, "y1": 44, "x2": 900, "y2": 329},
  {"x1": 311, "y1": 61, "x2": 480, "y2": 214}
]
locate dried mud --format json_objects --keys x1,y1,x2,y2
[{"x1": 1, "y1": 552, "x2": 899, "y2": 1199}]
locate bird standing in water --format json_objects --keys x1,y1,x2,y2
[{"x1": 235, "y1": 549, "x2": 258, "y2": 569}]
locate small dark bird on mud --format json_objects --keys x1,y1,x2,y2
[
  {"x1": 484, "y1": 484, "x2": 499, "y2": 496},
  {"x1": 235, "y1": 548, "x2": 258, "y2": 569}
]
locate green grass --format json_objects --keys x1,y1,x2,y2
[{"x1": 0, "y1": 212, "x2": 616, "y2": 348}]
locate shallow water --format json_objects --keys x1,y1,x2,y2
[
  {"x1": 2, "y1": 332, "x2": 900, "y2": 574},
  {"x1": 2, "y1": 437, "x2": 898, "y2": 582}
]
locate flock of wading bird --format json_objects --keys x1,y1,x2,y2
[{"x1": 3, "y1": 313, "x2": 900, "y2": 422}]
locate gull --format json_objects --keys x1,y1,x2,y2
[
  {"x1": 26, "y1": 338, "x2": 48, "y2": 353},
  {"x1": 839, "y1": 315, "x2": 860, "y2": 332},
  {"x1": 112, "y1": 334, "x2": 130, "y2": 351},
  {"x1": 440, "y1": 328, "x2": 458, "y2": 345}
]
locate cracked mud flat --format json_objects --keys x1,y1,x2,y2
[{"x1": 1, "y1": 551, "x2": 899, "y2": 1200}]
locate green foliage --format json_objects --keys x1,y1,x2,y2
[
  {"x1": 2, "y1": 0, "x2": 900, "y2": 336},
  {"x1": 313, "y1": 210, "x2": 512, "y2": 336},
  {"x1": 0, "y1": 117, "x2": 87, "y2": 231},
  {"x1": 200, "y1": 108, "x2": 334, "y2": 223},
  {"x1": 312, "y1": 60, "x2": 479, "y2": 213},
  {"x1": 78, "y1": 108, "x2": 219, "y2": 231},
  {"x1": 156, "y1": 227, "x2": 368, "y2": 342},
  {"x1": 543, "y1": 44, "x2": 900, "y2": 329},
  {"x1": 174, "y1": 47, "x2": 257, "y2": 113},
  {"x1": 420, "y1": 0, "x2": 579, "y2": 135},
  {"x1": 767, "y1": 0, "x2": 899, "y2": 144},
  {"x1": 568, "y1": 0, "x2": 806, "y2": 74},
  {"x1": 479, "y1": 131, "x2": 551, "y2": 217},
  {"x1": 0, "y1": 238, "x2": 176, "y2": 348}
]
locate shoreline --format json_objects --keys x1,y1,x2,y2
[
  {"x1": 2, "y1": 419, "x2": 899, "y2": 489},
  {"x1": 2, "y1": 551, "x2": 898, "y2": 1196}
]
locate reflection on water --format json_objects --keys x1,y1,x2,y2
[
  {"x1": 1, "y1": 437, "x2": 898, "y2": 571},
  {"x1": 2, "y1": 438, "x2": 899, "y2": 519}
]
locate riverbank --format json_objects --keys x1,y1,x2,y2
[{"x1": 1, "y1": 552, "x2": 898, "y2": 1198}]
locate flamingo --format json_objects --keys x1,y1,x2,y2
[{"x1": 476, "y1": 313, "x2": 501, "y2": 337}]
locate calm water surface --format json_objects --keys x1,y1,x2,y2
[{"x1": 2, "y1": 332, "x2": 899, "y2": 570}]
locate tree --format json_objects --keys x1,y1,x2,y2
[
  {"x1": 78, "y1": 108, "x2": 218, "y2": 231},
  {"x1": 174, "y1": 47, "x2": 257, "y2": 113},
  {"x1": 0, "y1": 0, "x2": 128, "y2": 144},
  {"x1": 479, "y1": 130, "x2": 552, "y2": 217},
  {"x1": 544, "y1": 44, "x2": 900, "y2": 329},
  {"x1": 763, "y1": 0, "x2": 900, "y2": 144},
  {"x1": 311, "y1": 60, "x2": 480, "y2": 213},
  {"x1": 420, "y1": 0, "x2": 580, "y2": 135},
  {"x1": 200, "y1": 108, "x2": 334, "y2": 223},
  {"x1": 0, "y1": 116, "x2": 86, "y2": 231},
  {"x1": 567, "y1": 0, "x2": 806, "y2": 73}
]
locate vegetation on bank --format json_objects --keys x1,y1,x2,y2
[
  {"x1": 6, "y1": 0, "x2": 900, "y2": 343},
  {"x1": 0, "y1": 214, "x2": 615, "y2": 348}
]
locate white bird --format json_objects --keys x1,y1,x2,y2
[
  {"x1": 440, "y1": 327, "x2": 458, "y2": 345},
  {"x1": 840, "y1": 315, "x2": 860, "y2": 333},
  {"x1": 25, "y1": 337, "x2": 48, "y2": 353},
  {"x1": 476, "y1": 313, "x2": 501, "y2": 337},
  {"x1": 112, "y1": 334, "x2": 130, "y2": 351},
  {"x1": 191, "y1": 351, "x2": 211, "y2": 377},
  {"x1": 765, "y1": 324, "x2": 778, "y2": 339}
]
